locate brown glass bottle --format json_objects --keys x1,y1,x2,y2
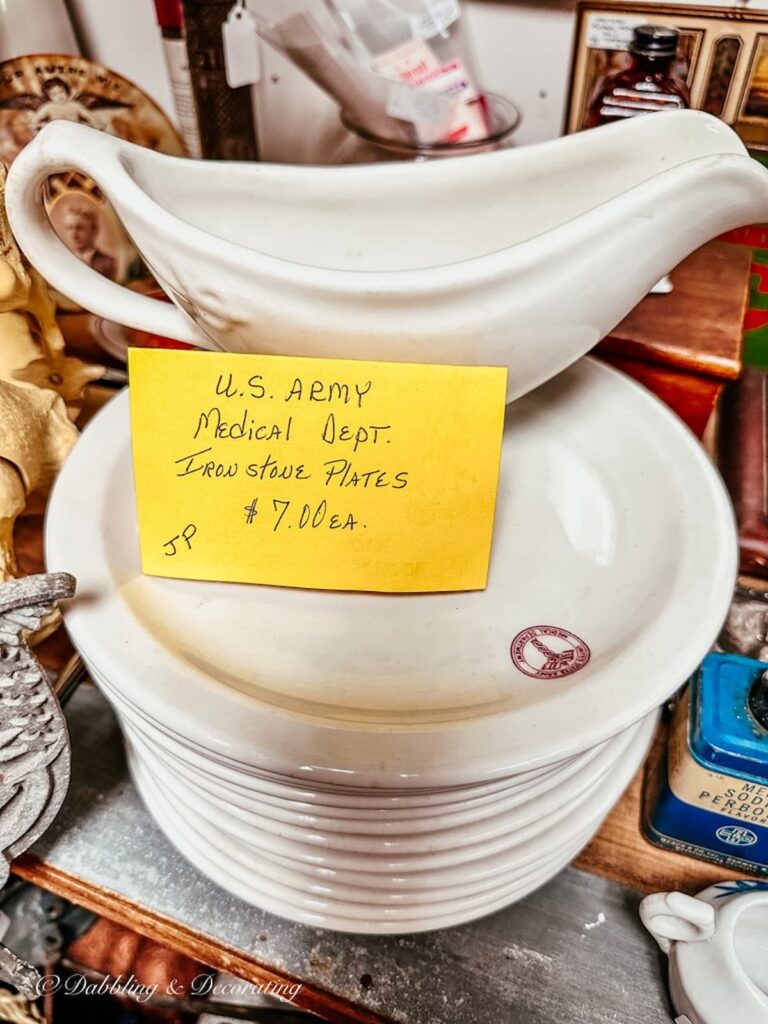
[{"x1": 586, "y1": 25, "x2": 689, "y2": 128}]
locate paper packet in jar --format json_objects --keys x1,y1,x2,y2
[{"x1": 326, "y1": 0, "x2": 489, "y2": 143}]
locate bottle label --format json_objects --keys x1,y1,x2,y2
[
  {"x1": 599, "y1": 89, "x2": 685, "y2": 121},
  {"x1": 585, "y1": 14, "x2": 646, "y2": 51},
  {"x1": 162, "y1": 37, "x2": 203, "y2": 159}
]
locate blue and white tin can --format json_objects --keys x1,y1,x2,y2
[{"x1": 645, "y1": 653, "x2": 768, "y2": 873}]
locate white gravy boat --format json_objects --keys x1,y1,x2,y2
[
  {"x1": 642, "y1": 883, "x2": 768, "y2": 1024},
  {"x1": 7, "y1": 111, "x2": 768, "y2": 401}
]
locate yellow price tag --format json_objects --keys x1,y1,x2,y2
[{"x1": 129, "y1": 349, "x2": 507, "y2": 593}]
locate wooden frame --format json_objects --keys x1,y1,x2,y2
[{"x1": 567, "y1": 1, "x2": 768, "y2": 149}]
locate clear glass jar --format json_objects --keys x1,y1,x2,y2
[{"x1": 333, "y1": 92, "x2": 520, "y2": 163}]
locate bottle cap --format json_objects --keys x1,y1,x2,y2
[
  {"x1": 630, "y1": 24, "x2": 679, "y2": 58},
  {"x1": 154, "y1": 0, "x2": 183, "y2": 30}
]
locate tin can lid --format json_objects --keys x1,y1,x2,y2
[{"x1": 690, "y1": 653, "x2": 768, "y2": 782}]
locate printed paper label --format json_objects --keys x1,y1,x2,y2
[
  {"x1": 668, "y1": 692, "x2": 768, "y2": 827},
  {"x1": 374, "y1": 37, "x2": 441, "y2": 85}
]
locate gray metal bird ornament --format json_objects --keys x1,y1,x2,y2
[{"x1": 0, "y1": 572, "x2": 75, "y2": 998}]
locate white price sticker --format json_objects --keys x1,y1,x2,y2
[
  {"x1": 585, "y1": 13, "x2": 646, "y2": 51},
  {"x1": 222, "y1": 1, "x2": 261, "y2": 89}
]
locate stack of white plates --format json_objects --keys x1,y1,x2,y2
[{"x1": 46, "y1": 359, "x2": 736, "y2": 933}]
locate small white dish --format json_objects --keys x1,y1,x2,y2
[{"x1": 642, "y1": 880, "x2": 768, "y2": 1024}]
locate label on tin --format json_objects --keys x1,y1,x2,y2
[{"x1": 669, "y1": 692, "x2": 768, "y2": 827}]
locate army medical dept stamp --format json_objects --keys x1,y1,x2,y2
[{"x1": 510, "y1": 625, "x2": 591, "y2": 680}]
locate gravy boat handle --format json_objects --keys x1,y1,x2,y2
[
  {"x1": 5, "y1": 124, "x2": 214, "y2": 349},
  {"x1": 640, "y1": 891, "x2": 716, "y2": 953}
]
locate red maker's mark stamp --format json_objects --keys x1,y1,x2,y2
[{"x1": 510, "y1": 625, "x2": 591, "y2": 680}]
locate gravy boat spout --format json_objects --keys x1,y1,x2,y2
[{"x1": 7, "y1": 111, "x2": 768, "y2": 400}]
